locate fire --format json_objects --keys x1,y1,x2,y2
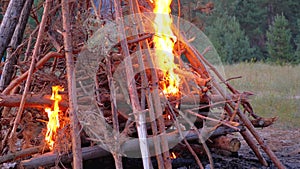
[
  {"x1": 153, "y1": 0, "x2": 180, "y2": 95},
  {"x1": 44, "y1": 86, "x2": 64, "y2": 150},
  {"x1": 170, "y1": 152, "x2": 177, "y2": 159}
]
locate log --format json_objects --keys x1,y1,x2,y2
[
  {"x1": 0, "y1": 94, "x2": 68, "y2": 111},
  {"x1": 0, "y1": 92, "x2": 236, "y2": 110},
  {"x1": 0, "y1": 146, "x2": 48, "y2": 164},
  {"x1": 251, "y1": 116, "x2": 278, "y2": 128},
  {"x1": 209, "y1": 136, "x2": 241, "y2": 153},
  {"x1": 20, "y1": 125, "x2": 242, "y2": 168}
]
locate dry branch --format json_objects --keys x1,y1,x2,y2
[{"x1": 61, "y1": 0, "x2": 83, "y2": 168}]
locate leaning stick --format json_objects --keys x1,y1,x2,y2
[{"x1": 61, "y1": 0, "x2": 83, "y2": 168}]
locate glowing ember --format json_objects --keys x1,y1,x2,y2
[
  {"x1": 153, "y1": 0, "x2": 180, "y2": 95},
  {"x1": 44, "y1": 86, "x2": 64, "y2": 150},
  {"x1": 170, "y1": 152, "x2": 177, "y2": 159}
]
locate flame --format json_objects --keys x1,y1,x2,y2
[
  {"x1": 153, "y1": 0, "x2": 180, "y2": 95},
  {"x1": 170, "y1": 152, "x2": 177, "y2": 159},
  {"x1": 44, "y1": 86, "x2": 64, "y2": 150}
]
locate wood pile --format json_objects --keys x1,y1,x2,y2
[{"x1": 0, "y1": 0, "x2": 284, "y2": 169}]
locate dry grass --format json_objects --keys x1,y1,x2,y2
[{"x1": 223, "y1": 63, "x2": 300, "y2": 128}]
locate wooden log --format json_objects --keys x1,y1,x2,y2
[
  {"x1": 20, "y1": 125, "x2": 242, "y2": 168},
  {"x1": 251, "y1": 117, "x2": 278, "y2": 128},
  {"x1": 0, "y1": 146, "x2": 48, "y2": 164},
  {"x1": 209, "y1": 136, "x2": 241, "y2": 153},
  {"x1": 0, "y1": 94, "x2": 68, "y2": 110}
]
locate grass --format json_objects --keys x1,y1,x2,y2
[{"x1": 222, "y1": 63, "x2": 300, "y2": 129}]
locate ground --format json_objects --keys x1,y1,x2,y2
[{"x1": 206, "y1": 126, "x2": 300, "y2": 169}]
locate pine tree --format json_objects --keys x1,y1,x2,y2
[
  {"x1": 206, "y1": 16, "x2": 254, "y2": 64},
  {"x1": 294, "y1": 19, "x2": 300, "y2": 64},
  {"x1": 233, "y1": 0, "x2": 268, "y2": 60},
  {"x1": 266, "y1": 14, "x2": 294, "y2": 64}
]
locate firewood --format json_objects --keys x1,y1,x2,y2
[
  {"x1": 209, "y1": 136, "x2": 241, "y2": 153},
  {"x1": 0, "y1": 94, "x2": 68, "y2": 111},
  {"x1": 251, "y1": 117, "x2": 278, "y2": 128},
  {"x1": 0, "y1": 146, "x2": 49, "y2": 164}
]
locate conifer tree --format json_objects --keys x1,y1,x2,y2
[
  {"x1": 266, "y1": 14, "x2": 294, "y2": 64},
  {"x1": 206, "y1": 16, "x2": 254, "y2": 64}
]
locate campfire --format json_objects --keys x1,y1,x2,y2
[{"x1": 0, "y1": 0, "x2": 285, "y2": 169}]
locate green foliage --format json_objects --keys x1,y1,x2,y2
[
  {"x1": 206, "y1": 16, "x2": 254, "y2": 64},
  {"x1": 294, "y1": 19, "x2": 300, "y2": 64},
  {"x1": 232, "y1": 0, "x2": 268, "y2": 59},
  {"x1": 266, "y1": 14, "x2": 294, "y2": 64}
]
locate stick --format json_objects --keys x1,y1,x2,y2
[
  {"x1": 9, "y1": 0, "x2": 52, "y2": 140},
  {"x1": 114, "y1": 0, "x2": 155, "y2": 168},
  {"x1": 61, "y1": 0, "x2": 83, "y2": 168}
]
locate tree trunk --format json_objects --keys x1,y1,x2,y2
[
  {"x1": 0, "y1": 0, "x2": 34, "y2": 91},
  {"x1": 0, "y1": 0, "x2": 26, "y2": 61}
]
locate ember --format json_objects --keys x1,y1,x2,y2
[
  {"x1": 170, "y1": 152, "x2": 177, "y2": 159},
  {"x1": 44, "y1": 86, "x2": 64, "y2": 150}
]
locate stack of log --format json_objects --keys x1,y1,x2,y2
[{"x1": 0, "y1": 0, "x2": 284, "y2": 169}]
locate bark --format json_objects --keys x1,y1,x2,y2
[
  {"x1": 0, "y1": 0, "x2": 26, "y2": 61},
  {"x1": 0, "y1": 0, "x2": 34, "y2": 91},
  {"x1": 61, "y1": 0, "x2": 83, "y2": 168}
]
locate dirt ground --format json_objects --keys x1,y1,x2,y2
[{"x1": 207, "y1": 127, "x2": 300, "y2": 169}]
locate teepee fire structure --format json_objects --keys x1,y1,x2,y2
[{"x1": 0, "y1": 0, "x2": 285, "y2": 169}]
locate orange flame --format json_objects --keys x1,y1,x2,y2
[
  {"x1": 153, "y1": 0, "x2": 180, "y2": 95},
  {"x1": 44, "y1": 86, "x2": 64, "y2": 150},
  {"x1": 170, "y1": 152, "x2": 177, "y2": 159}
]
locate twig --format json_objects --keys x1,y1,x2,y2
[
  {"x1": 9, "y1": 0, "x2": 52, "y2": 140},
  {"x1": 61, "y1": 0, "x2": 83, "y2": 168}
]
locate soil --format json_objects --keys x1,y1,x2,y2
[{"x1": 204, "y1": 126, "x2": 300, "y2": 169}]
